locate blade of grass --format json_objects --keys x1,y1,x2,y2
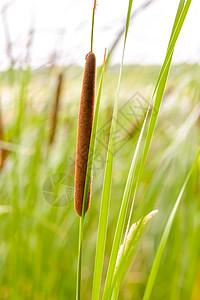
[
  {"x1": 92, "y1": 1, "x2": 134, "y2": 299},
  {"x1": 142, "y1": 150, "x2": 200, "y2": 300},
  {"x1": 102, "y1": 1, "x2": 192, "y2": 298},
  {"x1": 97, "y1": 1, "x2": 157, "y2": 83},
  {"x1": 140, "y1": 101, "x2": 200, "y2": 216},
  {"x1": 126, "y1": 0, "x2": 192, "y2": 237},
  {"x1": 153, "y1": 0, "x2": 185, "y2": 96},
  {"x1": 105, "y1": 0, "x2": 157, "y2": 67},
  {"x1": 102, "y1": 105, "x2": 150, "y2": 300},
  {"x1": 122, "y1": 0, "x2": 189, "y2": 269}
]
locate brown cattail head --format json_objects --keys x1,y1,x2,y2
[
  {"x1": 49, "y1": 72, "x2": 63, "y2": 145},
  {"x1": 0, "y1": 98, "x2": 8, "y2": 170},
  {"x1": 74, "y1": 52, "x2": 96, "y2": 216}
]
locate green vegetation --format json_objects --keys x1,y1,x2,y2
[
  {"x1": 0, "y1": 0, "x2": 199, "y2": 299},
  {"x1": 0, "y1": 62, "x2": 199, "y2": 299}
]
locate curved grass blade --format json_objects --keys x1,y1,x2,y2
[
  {"x1": 140, "y1": 101, "x2": 200, "y2": 216},
  {"x1": 97, "y1": 1, "x2": 157, "y2": 82},
  {"x1": 122, "y1": 0, "x2": 191, "y2": 275},
  {"x1": 92, "y1": 1, "x2": 134, "y2": 299},
  {"x1": 102, "y1": 105, "x2": 150, "y2": 300},
  {"x1": 142, "y1": 150, "x2": 200, "y2": 300},
  {"x1": 125, "y1": 0, "x2": 192, "y2": 245},
  {"x1": 102, "y1": 1, "x2": 192, "y2": 298},
  {"x1": 105, "y1": 0, "x2": 157, "y2": 66},
  {"x1": 153, "y1": 0, "x2": 185, "y2": 96}
]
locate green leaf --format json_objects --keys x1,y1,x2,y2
[
  {"x1": 102, "y1": 1, "x2": 193, "y2": 299},
  {"x1": 92, "y1": 1, "x2": 134, "y2": 299}
]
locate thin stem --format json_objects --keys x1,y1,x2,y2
[
  {"x1": 76, "y1": 216, "x2": 84, "y2": 300},
  {"x1": 111, "y1": 282, "x2": 120, "y2": 300},
  {"x1": 90, "y1": 0, "x2": 96, "y2": 52}
]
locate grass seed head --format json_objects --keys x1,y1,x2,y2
[{"x1": 115, "y1": 210, "x2": 158, "y2": 273}]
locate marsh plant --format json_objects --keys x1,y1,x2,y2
[
  {"x1": 74, "y1": 0, "x2": 200, "y2": 299},
  {"x1": 0, "y1": 0, "x2": 199, "y2": 300}
]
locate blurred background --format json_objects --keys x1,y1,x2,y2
[
  {"x1": 0, "y1": 0, "x2": 200, "y2": 69},
  {"x1": 0, "y1": 0, "x2": 200, "y2": 299}
]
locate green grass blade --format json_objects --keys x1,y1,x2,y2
[
  {"x1": 105, "y1": 0, "x2": 157, "y2": 67},
  {"x1": 99, "y1": 1, "x2": 134, "y2": 299},
  {"x1": 140, "y1": 101, "x2": 200, "y2": 216},
  {"x1": 124, "y1": 0, "x2": 192, "y2": 252},
  {"x1": 111, "y1": 282, "x2": 120, "y2": 300},
  {"x1": 97, "y1": 1, "x2": 157, "y2": 83},
  {"x1": 102, "y1": 1, "x2": 192, "y2": 298},
  {"x1": 142, "y1": 150, "x2": 200, "y2": 300},
  {"x1": 102, "y1": 106, "x2": 150, "y2": 300},
  {"x1": 153, "y1": 0, "x2": 185, "y2": 96},
  {"x1": 128, "y1": 0, "x2": 193, "y2": 224},
  {"x1": 153, "y1": 0, "x2": 191, "y2": 98}
]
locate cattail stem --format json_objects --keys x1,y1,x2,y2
[
  {"x1": 49, "y1": 72, "x2": 63, "y2": 145},
  {"x1": 76, "y1": 216, "x2": 84, "y2": 300},
  {"x1": 90, "y1": 0, "x2": 97, "y2": 52}
]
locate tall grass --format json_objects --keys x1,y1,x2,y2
[
  {"x1": 76, "y1": 0, "x2": 197, "y2": 299},
  {"x1": 0, "y1": 0, "x2": 199, "y2": 299}
]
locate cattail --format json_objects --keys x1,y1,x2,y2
[
  {"x1": 74, "y1": 52, "x2": 96, "y2": 216},
  {"x1": 49, "y1": 72, "x2": 63, "y2": 145},
  {"x1": 0, "y1": 98, "x2": 8, "y2": 169}
]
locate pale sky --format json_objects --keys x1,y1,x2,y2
[{"x1": 0, "y1": 0, "x2": 199, "y2": 69}]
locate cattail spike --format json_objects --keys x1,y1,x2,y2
[
  {"x1": 0, "y1": 98, "x2": 8, "y2": 170},
  {"x1": 49, "y1": 72, "x2": 63, "y2": 145},
  {"x1": 74, "y1": 52, "x2": 96, "y2": 216}
]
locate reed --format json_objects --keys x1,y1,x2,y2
[
  {"x1": 0, "y1": 0, "x2": 198, "y2": 299},
  {"x1": 49, "y1": 72, "x2": 63, "y2": 145},
  {"x1": 0, "y1": 99, "x2": 8, "y2": 169}
]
